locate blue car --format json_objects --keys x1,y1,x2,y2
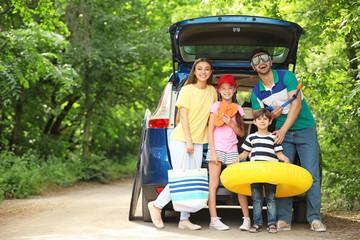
[{"x1": 129, "y1": 15, "x2": 313, "y2": 223}]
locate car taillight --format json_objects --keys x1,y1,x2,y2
[
  {"x1": 148, "y1": 82, "x2": 172, "y2": 129},
  {"x1": 156, "y1": 187, "x2": 165, "y2": 194},
  {"x1": 148, "y1": 119, "x2": 169, "y2": 128}
]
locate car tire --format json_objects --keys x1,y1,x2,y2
[
  {"x1": 293, "y1": 200, "x2": 307, "y2": 223},
  {"x1": 142, "y1": 190, "x2": 151, "y2": 222},
  {"x1": 129, "y1": 109, "x2": 151, "y2": 221},
  {"x1": 128, "y1": 162, "x2": 141, "y2": 221}
]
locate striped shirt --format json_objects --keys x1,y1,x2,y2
[{"x1": 241, "y1": 133, "x2": 282, "y2": 162}]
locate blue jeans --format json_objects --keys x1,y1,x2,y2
[
  {"x1": 276, "y1": 126, "x2": 322, "y2": 224},
  {"x1": 251, "y1": 183, "x2": 276, "y2": 226}
]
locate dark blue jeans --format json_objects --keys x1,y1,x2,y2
[
  {"x1": 276, "y1": 126, "x2": 322, "y2": 224},
  {"x1": 251, "y1": 183, "x2": 277, "y2": 226}
]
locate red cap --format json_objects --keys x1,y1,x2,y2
[{"x1": 218, "y1": 75, "x2": 237, "y2": 87}]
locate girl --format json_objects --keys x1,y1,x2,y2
[
  {"x1": 148, "y1": 58, "x2": 218, "y2": 230},
  {"x1": 207, "y1": 74, "x2": 250, "y2": 231}
]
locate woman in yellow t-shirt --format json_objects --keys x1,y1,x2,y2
[{"x1": 148, "y1": 58, "x2": 218, "y2": 230}]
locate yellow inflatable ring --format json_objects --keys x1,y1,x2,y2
[{"x1": 220, "y1": 161, "x2": 313, "y2": 198}]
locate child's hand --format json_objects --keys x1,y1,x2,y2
[
  {"x1": 277, "y1": 153, "x2": 290, "y2": 163},
  {"x1": 210, "y1": 154, "x2": 220, "y2": 164},
  {"x1": 233, "y1": 157, "x2": 240, "y2": 164},
  {"x1": 235, "y1": 152, "x2": 249, "y2": 164},
  {"x1": 283, "y1": 157, "x2": 290, "y2": 164},
  {"x1": 221, "y1": 114, "x2": 232, "y2": 126}
]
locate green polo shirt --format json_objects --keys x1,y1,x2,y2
[{"x1": 251, "y1": 70, "x2": 316, "y2": 130}]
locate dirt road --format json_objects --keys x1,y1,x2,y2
[{"x1": 0, "y1": 179, "x2": 359, "y2": 240}]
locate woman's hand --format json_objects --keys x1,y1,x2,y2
[
  {"x1": 179, "y1": 107, "x2": 194, "y2": 153},
  {"x1": 186, "y1": 141, "x2": 194, "y2": 153}
]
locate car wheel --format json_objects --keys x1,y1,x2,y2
[
  {"x1": 129, "y1": 109, "x2": 151, "y2": 221},
  {"x1": 128, "y1": 161, "x2": 141, "y2": 221},
  {"x1": 293, "y1": 200, "x2": 307, "y2": 223},
  {"x1": 142, "y1": 189, "x2": 151, "y2": 222}
]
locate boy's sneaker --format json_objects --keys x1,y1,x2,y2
[
  {"x1": 239, "y1": 217, "x2": 251, "y2": 231},
  {"x1": 209, "y1": 217, "x2": 230, "y2": 231},
  {"x1": 310, "y1": 220, "x2": 327, "y2": 232},
  {"x1": 276, "y1": 220, "x2": 291, "y2": 231}
]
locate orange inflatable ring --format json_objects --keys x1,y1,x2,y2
[{"x1": 220, "y1": 161, "x2": 313, "y2": 198}]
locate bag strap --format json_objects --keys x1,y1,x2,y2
[
  {"x1": 192, "y1": 152, "x2": 200, "y2": 170},
  {"x1": 179, "y1": 150, "x2": 201, "y2": 171}
]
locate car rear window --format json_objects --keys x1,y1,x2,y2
[{"x1": 183, "y1": 45, "x2": 286, "y2": 61}]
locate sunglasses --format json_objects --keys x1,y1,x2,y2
[{"x1": 251, "y1": 53, "x2": 271, "y2": 65}]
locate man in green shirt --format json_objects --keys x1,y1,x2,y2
[{"x1": 250, "y1": 48, "x2": 326, "y2": 232}]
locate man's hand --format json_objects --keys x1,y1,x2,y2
[
  {"x1": 271, "y1": 106, "x2": 283, "y2": 119},
  {"x1": 273, "y1": 128, "x2": 287, "y2": 144}
]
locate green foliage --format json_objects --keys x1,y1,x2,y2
[
  {"x1": 40, "y1": 155, "x2": 78, "y2": 187},
  {"x1": 6, "y1": 0, "x2": 70, "y2": 35},
  {"x1": 0, "y1": 151, "x2": 44, "y2": 199},
  {"x1": 0, "y1": 23, "x2": 78, "y2": 157},
  {"x1": 0, "y1": 24, "x2": 72, "y2": 91},
  {"x1": 76, "y1": 153, "x2": 120, "y2": 183},
  {"x1": 77, "y1": 152, "x2": 137, "y2": 183},
  {"x1": 0, "y1": 150, "x2": 137, "y2": 200},
  {"x1": 321, "y1": 141, "x2": 360, "y2": 210},
  {"x1": 290, "y1": 0, "x2": 360, "y2": 210}
]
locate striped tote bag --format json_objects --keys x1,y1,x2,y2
[{"x1": 168, "y1": 151, "x2": 209, "y2": 213}]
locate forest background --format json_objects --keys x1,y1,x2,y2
[{"x1": 0, "y1": 0, "x2": 359, "y2": 212}]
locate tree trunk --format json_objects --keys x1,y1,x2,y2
[
  {"x1": 83, "y1": 85, "x2": 92, "y2": 157},
  {"x1": 50, "y1": 94, "x2": 80, "y2": 136},
  {"x1": 0, "y1": 111, "x2": 6, "y2": 152},
  {"x1": 9, "y1": 86, "x2": 24, "y2": 152},
  {"x1": 345, "y1": 29, "x2": 359, "y2": 82},
  {"x1": 44, "y1": 91, "x2": 57, "y2": 134}
]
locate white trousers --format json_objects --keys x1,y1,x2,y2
[{"x1": 154, "y1": 140, "x2": 203, "y2": 220}]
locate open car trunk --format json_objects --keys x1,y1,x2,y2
[{"x1": 167, "y1": 15, "x2": 305, "y2": 73}]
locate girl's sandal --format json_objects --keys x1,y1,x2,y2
[
  {"x1": 267, "y1": 224, "x2": 278, "y2": 234},
  {"x1": 249, "y1": 224, "x2": 262, "y2": 233}
]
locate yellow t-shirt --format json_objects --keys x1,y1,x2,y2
[{"x1": 170, "y1": 84, "x2": 218, "y2": 144}]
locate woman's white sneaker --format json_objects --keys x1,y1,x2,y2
[
  {"x1": 147, "y1": 201, "x2": 164, "y2": 229},
  {"x1": 178, "y1": 219, "x2": 201, "y2": 230}
]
